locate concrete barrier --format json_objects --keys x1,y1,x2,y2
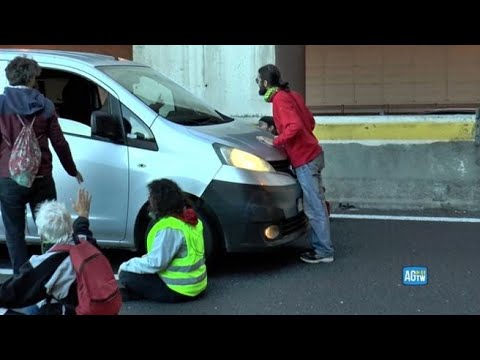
[{"x1": 315, "y1": 115, "x2": 480, "y2": 212}]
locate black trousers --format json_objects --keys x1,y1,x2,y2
[
  {"x1": 0, "y1": 176, "x2": 57, "y2": 274},
  {"x1": 119, "y1": 271, "x2": 201, "y2": 303}
]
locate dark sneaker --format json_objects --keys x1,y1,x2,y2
[{"x1": 300, "y1": 251, "x2": 334, "y2": 264}]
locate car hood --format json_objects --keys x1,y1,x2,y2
[{"x1": 186, "y1": 120, "x2": 286, "y2": 162}]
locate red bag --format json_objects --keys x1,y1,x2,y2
[{"x1": 52, "y1": 240, "x2": 122, "y2": 315}]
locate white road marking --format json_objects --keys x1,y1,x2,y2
[
  {"x1": 331, "y1": 214, "x2": 480, "y2": 223},
  {"x1": 314, "y1": 114, "x2": 475, "y2": 124},
  {"x1": 0, "y1": 268, "x2": 120, "y2": 279},
  {"x1": 320, "y1": 139, "x2": 458, "y2": 145}
]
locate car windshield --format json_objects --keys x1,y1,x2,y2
[{"x1": 98, "y1": 65, "x2": 233, "y2": 126}]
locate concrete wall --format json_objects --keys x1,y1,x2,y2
[
  {"x1": 133, "y1": 45, "x2": 275, "y2": 120},
  {"x1": 275, "y1": 45, "x2": 306, "y2": 98},
  {"x1": 316, "y1": 115, "x2": 480, "y2": 213}
]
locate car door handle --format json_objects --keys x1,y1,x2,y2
[{"x1": 138, "y1": 164, "x2": 146, "y2": 168}]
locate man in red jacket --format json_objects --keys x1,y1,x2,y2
[
  {"x1": 256, "y1": 64, "x2": 334, "y2": 263},
  {"x1": 0, "y1": 56, "x2": 83, "y2": 274}
]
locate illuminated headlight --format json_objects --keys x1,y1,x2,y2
[
  {"x1": 214, "y1": 144, "x2": 275, "y2": 172},
  {"x1": 264, "y1": 225, "x2": 280, "y2": 240}
]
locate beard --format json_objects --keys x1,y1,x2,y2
[{"x1": 258, "y1": 85, "x2": 267, "y2": 96}]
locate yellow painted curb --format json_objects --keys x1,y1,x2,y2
[{"x1": 313, "y1": 122, "x2": 475, "y2": 141}]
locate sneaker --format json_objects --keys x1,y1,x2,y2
[{"x1": 300, "y1": 251, "x2": 334, "y2": 264}]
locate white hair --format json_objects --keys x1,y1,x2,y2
[{"x1": 35, "y1": 200, "x2": 73, "y2": 244}]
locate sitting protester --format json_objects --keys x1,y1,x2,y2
[
  {"x1": 119, "y1": 179, "x2": 207, "y2": 303},
  {"x1": 0, "y1": 189, "x2": 120, "y2": 315}
]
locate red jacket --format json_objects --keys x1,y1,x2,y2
[
  {"x1": 272, "y1": 90, "x2": 322, "y2": 168},
  {"x1": 0, "y1": 87, "x2": 77, "y2": 178}
]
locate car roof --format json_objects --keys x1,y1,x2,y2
[{"x1": 0, "y1": 48, "x2": 144, "y2": 68}]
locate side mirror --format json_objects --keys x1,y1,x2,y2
[{"x1": 90, "y1": 111, "x2": 123, "y2": 143}]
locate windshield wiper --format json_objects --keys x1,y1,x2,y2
[
  {"x1": 215, "y1": 110, "x2": 234, "y2": 121},
  {"x1": 196, "y1": 117, "x2": 220, "y2": 125},
  {"x1": 182, "y1": 116, "x2": 221, "y2": 125}
]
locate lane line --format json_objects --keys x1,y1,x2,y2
[
  {"x1": 331, "y1": 214, "x2": 480, "y2": 223},
  {"x1": 313, "y1": 114, "x2": 475, "y2": 124},
  {"x1": 0, "y1": 268, "x2": 120, "y2": 279}
]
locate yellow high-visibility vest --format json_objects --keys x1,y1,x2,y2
[{"x1": 147, "y1": 216, "x2": 207, "y2": 297}]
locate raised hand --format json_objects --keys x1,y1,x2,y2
[{"x1": 72, "y1": 188, "x2": 92, "y2": 218}]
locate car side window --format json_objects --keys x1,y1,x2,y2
[
  {"x1": 37, "y1": 69, "x2": 122, "y2": 142},
  {"x1": 121, "y1": 104, "x2": 157, "y2": 151}
]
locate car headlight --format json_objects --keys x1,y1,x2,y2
[{"x1": 214, "y1": 144, "x2": 275, "y2": 172}]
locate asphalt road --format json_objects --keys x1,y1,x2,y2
[{"x1": 1, "y1": 218, "x2": 479, "y2": 314}]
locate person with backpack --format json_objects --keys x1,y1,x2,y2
[
  {"x1": 0, "y1": 56, "x2": 83, "y2": 274},
  {"x1": 255, "y1": 64, "x2": 334, "y2": 264},
  {"x1": 0, "y1": 188, "x2": 121, "y2": 315},
  {"x1": 118, "y1": 179, "x2": 207, "y2": 303}
]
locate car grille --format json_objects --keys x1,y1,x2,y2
[{"x1": 278, "y1": 211, "x2": 308, "y2": 236}]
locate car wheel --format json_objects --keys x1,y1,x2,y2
[
  {"x1": 134, "y1": 205, "x2": 150, "y2": 254},
  {"x1": 194, "y1": 205, "x2": 222, "y2": 264}
]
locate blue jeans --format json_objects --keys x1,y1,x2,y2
[
  {"x1": 0, "y1": 177, "x2": 57, "y2": 274},
  {"x1": 295, "y1": 153, "x2": 334, "y2": 257}
]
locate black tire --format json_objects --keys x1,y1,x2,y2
[
  {"x1": 134, "y1": 205, "x2": 150, "y2": 254},
  {"x1": 194, "y1": 205, "x2": 222, "y2": 264}
]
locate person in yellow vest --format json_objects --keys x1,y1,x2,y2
[{"x1": 118, "y1": 179, "x2": 207, "y2": 302}]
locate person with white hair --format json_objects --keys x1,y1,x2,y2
[{"x1": 0, "y1": 188, "x2": 95, "y2": 315}]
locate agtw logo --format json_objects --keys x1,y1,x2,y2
[{"x1": 403, "y1": 267, "x2": 428, "y2": 286}]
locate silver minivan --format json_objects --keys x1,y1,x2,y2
[{"x1": 0, "y1": 49, "x2": 308, "y2": 257}]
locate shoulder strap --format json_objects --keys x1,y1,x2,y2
[
  {"x1": 15, "y1": 114, "x2": 37, "y2": 127},
  {"x1": 48, "y1": 234, "x2": 86, "y2": 253},
  {"x1": 15, "y1": 114, "x2": 25, "y2": 126},
  {"x1": 50, "y1": 244, "x2": 73, "y2": 253}
]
